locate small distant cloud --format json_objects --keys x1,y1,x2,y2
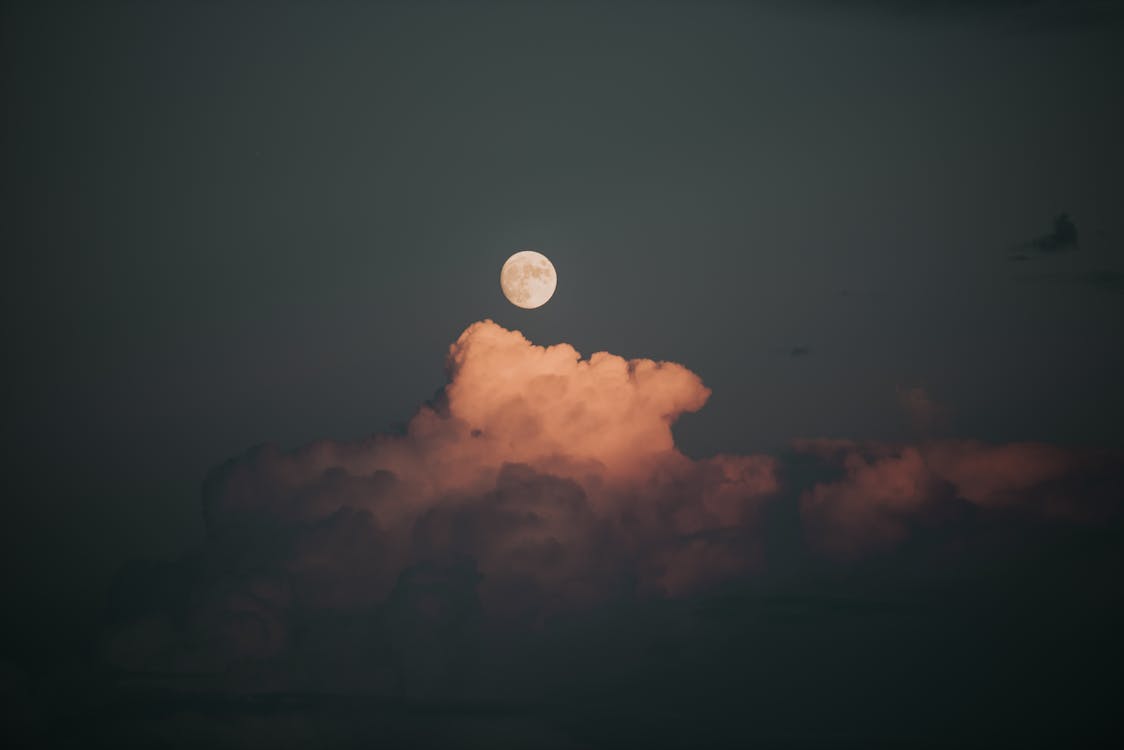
[
  {"x1": 896, "y1": 385, "x2": 949, "y2": 434},
  {"x1": 1009, "y1": 213, "x2": 1080, "y2": 259}
]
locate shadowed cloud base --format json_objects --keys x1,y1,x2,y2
[{"x1": 78, "y1": 322, "x2": 1124, "y2": 747}]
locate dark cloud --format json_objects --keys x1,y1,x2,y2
[{"x1": 1010, "y1": 212, "x2": 1081, "y2": 258}]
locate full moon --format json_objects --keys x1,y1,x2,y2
[{"x1": 500, "y1": 250, "x2": 557, "y2": 309}]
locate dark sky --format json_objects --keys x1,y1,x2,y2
[{"x1": 3, "y1": 1, "x2": 1124, "y2": 746}]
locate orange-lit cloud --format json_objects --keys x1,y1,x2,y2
[
  {"x1": 104, "y1": 321, "x2": 1122, "y2": 681},
  {"x1": 202, "y1": 320, "x2": 780, "y2": 622},
  {"x1": 796, "y1": 438, "x2": 1122, "y2": 558}
]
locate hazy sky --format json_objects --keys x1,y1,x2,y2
[{"x1": 2, "y1": 3, "x2": 1123, "y2": 740}]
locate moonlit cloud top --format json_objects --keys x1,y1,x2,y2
[{"x1": 104, "y1": 321, "x2": 1122, "y2": 688}]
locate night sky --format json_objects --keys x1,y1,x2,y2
[{"x1": 3, "y1": 1, "x2": 1124, "y2": 747}]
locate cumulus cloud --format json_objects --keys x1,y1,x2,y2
[
  {"x1": 101, "y1": 321, "x2": 1122, "y2": 694},
  {"x1": 102, "y1": 321, "x2": 782, "y2": 686},
  {"x1": 201, "y1": 321, "x2": 780, "y2": 608}
]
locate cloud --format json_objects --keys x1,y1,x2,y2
[
  {"x1": 101, "y1": 321, "x2": 1122, "y2": 696},
  {"x1": 896, "y1": 385, "x2": 949, "y2": 434},
  {"x1": 102, "y1": 321, "x2": 782, "y2": 684},
  {"x1": 1009, "y1": 212, "x2": 1080, "y2": 258},
  {"x1": 199, "y1": 321, "x2": 780, "y2": 607},
  {"x1": 795, "y1": 438, "x2": 1123, "y2": 559}
]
